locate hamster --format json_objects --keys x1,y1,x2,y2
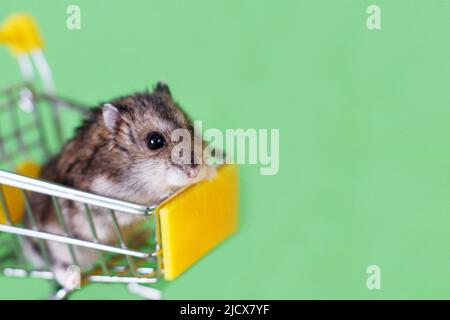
[{"x1": 23, "y1": 81, "x2": 215, "y2": 289}]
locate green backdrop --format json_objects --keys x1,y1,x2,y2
[{"x1": 1, "y1": 0, "x2": 450, "y2": 299}]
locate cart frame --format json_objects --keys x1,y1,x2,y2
[
  {"x1": 0, "y1": 14, "x2": 238, "y2": 300},
  {"x1": 0, "y1": 82, "x2": 165, "y2": 299}
]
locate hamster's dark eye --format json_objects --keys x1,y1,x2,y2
[{"x1": 147, "y1": 132, "x2": 166, "y2": 150}]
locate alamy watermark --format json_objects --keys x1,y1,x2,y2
[
  {"x1": 171, "y1": 121, "x2": 280, "y2": 176},
  {"x1": 66, "y1": 5, "x2": 81, "y2": 30},
  {"x1": 366, "y1": 265, "x2": 381, "y2": 290},
  {"x1": 367, "y1": 5, "x2": 381, "y2": 30}
]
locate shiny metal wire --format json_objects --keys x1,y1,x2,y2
[{"x1": 0, "y1": 84, "x2": 162, "y2": 299}]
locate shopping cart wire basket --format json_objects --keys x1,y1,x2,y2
[{"x1": 0, "y1": 13, "x2": 239, "y2": 299}]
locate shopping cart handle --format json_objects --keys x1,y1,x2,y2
[{"x1": 0, "y1": 13, "x2": 43, "y2": 55}]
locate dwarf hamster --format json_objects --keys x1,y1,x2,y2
[{"x1": 23, "y1": 81, "x2": 215, "y2": 289}]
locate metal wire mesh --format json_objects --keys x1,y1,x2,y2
[{"x1": 0, "y1": 84, "x2": 161, "y2": 291}]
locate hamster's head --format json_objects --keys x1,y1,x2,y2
[{"x1": 99, "y1": 81, "x2": 214, "y2": 204}]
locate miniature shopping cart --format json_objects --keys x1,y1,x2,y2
[{"x1": 0, "y1": 14, "x2": 238, "y2": 299}]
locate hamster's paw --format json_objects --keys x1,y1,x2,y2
[
  {"x1": 52, "y1": 263, "x2": 81, "y2": 291},
  {"x1": 196, "y1": 164, "x2": 216, "y2": 182}
]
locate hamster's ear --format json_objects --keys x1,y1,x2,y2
[
  {"x1": 154, "y1": 80, "x2": 171, "y2": 96},
  {"x1": 102, "y1": 103, "x2": 121, "y2": 132}
]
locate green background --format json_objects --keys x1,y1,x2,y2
[{"x1": 1, "y1": 0, "x2": 450, "y2": 299}]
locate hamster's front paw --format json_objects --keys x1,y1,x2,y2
[
  {"x1": 53, "y1": 263, "x2": 81, "y2": 291},
  {"x1": 196, "y1": 164, "x2": 216, "y2": 182}
]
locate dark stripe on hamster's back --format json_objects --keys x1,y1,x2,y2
[
  {"x1": 147, "y1": 94, "x2": 185, "y2": 128},
  {"x1": 66, "y1": 159, "x2": 81, "y2": 174},
  {"x1": 81, "y1": 143, "x2": 104, "y2": 175}
]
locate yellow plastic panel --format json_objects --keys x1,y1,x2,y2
[
  {"x1": 0, "y1": 161, "x2": 40, "y2": 224},
  {"x1": 156, "y1": 164, "x2": 239, "y2": 280}
]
